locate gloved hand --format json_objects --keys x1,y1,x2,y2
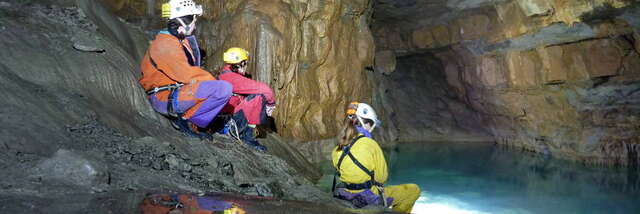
[{"x1": 266, "y1": 104, "x2": 276, "y2": 117}]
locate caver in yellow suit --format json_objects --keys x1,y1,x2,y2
[{"x1": 332, "y1": 102, "x2": 420, "y2": 213}]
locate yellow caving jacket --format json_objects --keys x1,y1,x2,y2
[{"x1": 332, "y1": 134, "x2": 389, "y2": 194}]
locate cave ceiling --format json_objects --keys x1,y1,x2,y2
[{"x1": 373, "y1": 0, "x2": 503, "y2": 29}]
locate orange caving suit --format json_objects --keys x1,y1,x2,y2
[{"x1": 139, "y1": 32, "x2": 232, "y2": 128}]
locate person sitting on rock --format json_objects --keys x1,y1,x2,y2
[
  {"x1": 217, "y1": 47, "x2": 276, "y2": 152},
  {"x1": 139, "y1": 0, "x2": 232, "y2": 140},
  {"x1": 331, "y1": 102, "x2": 420, "y2": 213}
]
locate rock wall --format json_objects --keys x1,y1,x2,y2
[
  {"x1": 373, "y1": 0, "x2": 640, "y2": 165},
  {"x1": 104, "y1": 0, "x2": 378, "y2": 141},
  {"x1": 0, "y1": 0, "x2": 158, "y2": 142},
  {"x1": 198, "y1": 0, "x2": 376, "y2": 141},
  {"x1": 367, "y1": 53, "x2": 493, "y2": 143}
]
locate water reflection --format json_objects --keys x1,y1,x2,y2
[
  {"x1": 386, "y1": 142, "x2": 640, "y2": 214},
  {"x1": 412, "y1": 194, "x2": 492, "y2": 214}
]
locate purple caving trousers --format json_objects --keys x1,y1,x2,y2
[
  {"x1": 334, "y1": 188, "x2": 393, "y2": 208},
  {"x1": 149, "y1": 80, "x2": 232, "y2": 128}
]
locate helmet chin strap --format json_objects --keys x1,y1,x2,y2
[
  {"x1": 176, "y1": 16, "x2": 197, "y2": 36},
  {"x1": 356, "y1": 116, "x2": 375, "y2": 132},
  {"x1": 237, "y1": 67, "x2": 246, "y2": 75}
]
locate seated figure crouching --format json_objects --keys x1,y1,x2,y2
[{"x1": 331, "y1": 102, "x2": 420, "y2": 213}]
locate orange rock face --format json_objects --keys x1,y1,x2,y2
[
  {"x1": 196, "y1": 0, "x2": 375, "y2": 140},
  {"x1": 101, "y1": 0, "x2": 377, "y2": 141}
]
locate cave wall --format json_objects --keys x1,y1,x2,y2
[
  {"x1": 373, "y1": 0, "x2": 640, "y2": 164},
  {"x1": 198, "y1": 0, "x2": 376, "y2": 141},
  {"x1": 368, "y1": 53, "x2": 493, "y2": 143},
  {"x1": 105, "y1": 0, "x2": 378, "y2": 141}
]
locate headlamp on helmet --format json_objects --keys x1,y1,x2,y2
[{"x1": 346, "y1": 102, "x2": 380, "y2": 132}]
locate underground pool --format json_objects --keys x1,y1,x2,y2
[{"x1": 386, "y1": 142, "x2": 640, "y2": 214}]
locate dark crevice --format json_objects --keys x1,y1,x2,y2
[{"x1": 544, "y1": 36, "x2": 609, "y2": 48}]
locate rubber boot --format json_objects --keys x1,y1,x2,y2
[
  {"x1": 241, "y1": 126, "x2": 267, "y2": 152},
  {"x1": 171, "y1": 118, "x2": 213, "y2": 140},
  {"x1": 231, "y1": 111, "x2": 267, "y2": 152}
]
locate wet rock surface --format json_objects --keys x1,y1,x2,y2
[{"x1": 1, "y1": 115, "x2": 340, "y2": 213}]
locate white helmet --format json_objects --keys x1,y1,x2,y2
[
  {"x1": 347, "y1": 102, "x2": 381, "y2": 132},
  {"x1": 162, "y1": 0, "x2": 203, "y2": 19}
]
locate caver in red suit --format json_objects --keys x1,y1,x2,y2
[{"x1": 218, "y1": 48, "x2": 275, "y2": 126}]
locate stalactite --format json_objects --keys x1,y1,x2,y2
[{"x1": 145, "y1": 0, "x2": 154, "y2": 16}]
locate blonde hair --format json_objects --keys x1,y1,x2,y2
[{"x1": 337, "y1": 117, "x2": 358, "y2": 151}]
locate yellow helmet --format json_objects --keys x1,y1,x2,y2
[{"x1": 223, "y1": 47, "x2": 249, "y2": 64}]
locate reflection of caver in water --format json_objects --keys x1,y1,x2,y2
[
  {"x1": 141, "y1": 194, "x2": 246, "y2": 214},
  {"x1": 331, "y1": 102, "x2": 420, "y2": 213},
  {"x1": 139, "y1": 0, "x2": 232, "y2": 140},
  {"x1": 218, "y1": 47, "x2": 276, "y2": 152}
]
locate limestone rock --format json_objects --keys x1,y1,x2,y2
[
  {"x1": 506, "y1": 50, "x2": 540, "y2": 88},
  {"x1": 623, "y1": 55, "x2": 640, "y2": 80},
  {"x1": 374, "y1": 50, "x2": 397, "y2": 74},
  {"x1": 618, "y1": 39, "x2": 640, "y2": 81},
  {"x1": 517, "y1": 0, "x2": 552, "y2": 17},
  {"x1": 537, "y1": 45, "x2": 567, "y2": 84},
  {"x1": 373, "y1": 27, "x2": 394, "y2": 50},
  {"x1": 554, "y1": 0, "x2": 631, "y2": 24},
  {"x1": 383, "y1": 28, "x2": 410, "y2": 51},
  {"x1": 496, "y1": 1, "x2": 530, "y2": 38},
  {"x1": 370, "y1": 54, "x2": 492, "y2": 143},
  {"x1": 432, "y1": 35, "x2": 640, "y2": 165},
  {"x1": 35, "y1": 150, "x2": 108, "y2": 188},
  {"x1": 561, "y1": 43, "x2": 591, "y2": 81},
  {"x1": 477, "y1": 55, "x2": 508, "y2": 88},
  {"x1": 635, "y1": 32, "x2": 640, "y2": 51},
  {"x1": 443, "y1": 59, "x2": 465, "y2": 96},
  {"x1": 585, "y1": 39, "x2": 623, "y2": 78},
  {"x1": 199, "y1": 0, "x2": 375, "y2": 140},
  {"x1": 368, "y1": 0, "x2": 640, "y2": 166},
  {"x1": 448, "y1": 21, "x2": 463, "y2": 44},
  {"x1": 447, "y1": 0, "x2": 497, "y2": 10},
  {"x1": 432, "y1": 25, "x2": 452, "y2": 46},
  {"x1": 458, "y1": 14, "x2": 490, "y2": 40},
  {"x1": 102, "y1": 0, "x2": 149, "y2": 17},
  {"x1": 411, "y1": 27, "x2": 435, "y2": 49}
]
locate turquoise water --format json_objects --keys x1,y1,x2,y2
[{"x1": 386, "y1": 142, "x2": 640, "y2": 214}]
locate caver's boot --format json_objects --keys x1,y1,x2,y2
[
  {"x1": 229, "y1": 111, "x2": 267, "y2": 152},
  {"x1": 171, "y1": 118, "x2": 213, "y2": 140},
  {"x1": 240, "y1": 125, "x2": 267, "y2": 152}
]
